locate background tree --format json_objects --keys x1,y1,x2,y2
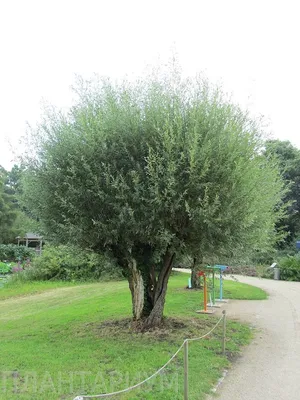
[
  {"x1": 0, "y1": 164, "x2": 40, "y2": 243},
  {"x1": 22, "y1": 72, "x2": 285, "y2": 328},
  {"x1": 264, "y1": 140, "x2": 300, "y2": 246},
  {"x1": 5, "y1": 164, "x2": 23, "y2": 196},
  {"x1": 0, "y1": 166, "x2": 18, "y2": 243}
]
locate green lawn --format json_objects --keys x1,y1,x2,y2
[
  {"x1": 0, "y1": 273, "x2": 266, "y2": 400},
  {"x1": 0, "y1": 280, "x2": 79, "y2": 300}
]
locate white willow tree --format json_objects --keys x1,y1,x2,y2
[{"x1": 22, "y1": 71, "x2": 285, "y2": 328}]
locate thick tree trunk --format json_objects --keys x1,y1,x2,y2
[
  {"x1": 191, "y1": 257, "x2": 203, "y2": 289},
  {"x1": 128, "y1": 252, "x2": 175, "y2": 329},
  {"x1": 191, "y1": 268, "x2": 200, "y2": 289},
  {"x1": 143, "y1": 252, "x2": 175, "y2": 329},
  {"x1": 128, "y1": 259, "x2": 145, "y2": 320}
]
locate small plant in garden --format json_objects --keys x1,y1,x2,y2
[
  {"x1": 0, "y1": 244, "x2": 35, "y2": 262},
  {"x1": 0, "y1": 259, "x2": 31, "y2": 276},
  {"x1": 12, "y1": 265, "x2": 23, "y2": 274},
  {"x1": 0, "y1": 262, "x2": 12, "y2": 275}
]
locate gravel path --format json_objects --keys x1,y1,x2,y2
[
  {"x1": 173, "y1": 269, "x2": 300, "y2": 399},
  {"x1": 205, "y1": 275, "x2": 300, "y2": 400}
]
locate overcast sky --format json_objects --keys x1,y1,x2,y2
[{"x1": 0, "y1": 0, "x2": 299, "y2": 170}]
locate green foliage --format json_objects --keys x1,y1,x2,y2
[
  {"x1": 249, "y1": 249, "x2": 277, "y2": 266},
  {"x1": 20, "y1": 244, "x2": 123, "y2": 281},
  {"x1": 0, "y1": 167, "x2": 18, "y2": 243},
  {"x1": 224, "y1": 265, "x2": 257, "y2": 277},
  {"x1": 0, "y1": 243, "x2": 35, "y2": 262},
  {"x1": 0, "y1": 261, "x2": 12, "y2": 274},
  {"x1": 11, "y1": 210, "x2": 41, "y2": 237},
  {"x1": 22, "y1": 72, "x2": 285, "y2": 262},
  {"x1": 279, "y1": 254, "x2": 300, "y2": 281},
  {"x1": 276, "y1": 244, "x2": 298, "y2": 258},
  {"x1": 21, "y1": 68, "x2": 286, "y2": 322},
  {"x1": 223, "y1": 264, "x2": 272, "y2": 279},
  {"x1": 5, "y1": 164, "x2": 23, "y2": 195},
  {"x1": 264, "y1": 140, "x2": 300, "y2": 246},
  {"x1": 0, "y1": 164, "x2": 40, "y2": 243}
]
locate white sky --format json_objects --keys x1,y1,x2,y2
[{"x1": 0, "y1": 0, "x2": 299, "y2": 170}]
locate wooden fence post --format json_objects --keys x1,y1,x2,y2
[
  {"x1": 222, "y1": 310, "x2": 226, "y2": 355},
  {"x1": 184, "y1": 340, "x2": 188, "y2": 400}
]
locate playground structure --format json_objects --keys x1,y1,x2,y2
[
  {"x1": 215, "y1": 264, "x2": 229, "y2": 303},
  {"x1": 196, "y1": 264, "x2": 229, "y2": 314},
  {"x1": 196, "y1": 269, "x2": 215, "y2": 314}
]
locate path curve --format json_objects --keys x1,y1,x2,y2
[{"x1": 174, "y1": 269, "x2": 300, "y2": 399}]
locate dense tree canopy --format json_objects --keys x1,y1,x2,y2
[
  {"x1": 5, "y1": 164, "x2": 23, "y2": 196},
  {"x1": 264, "y1": 140, "x2": 300, "y2": 245},
  {"x1": 0, "y1": 164, "x2": 40, "y2": 243},
  {"x1": 0, "y1": 166, "x2": 18, "y2": 243},
  {"x1": 22, "y1": 73, "x2": 285, "y2": 327}
]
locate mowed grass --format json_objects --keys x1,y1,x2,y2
[
  {"x1": 0, "y1": 280, "x2": 79, "y2": 300},
  {"x1": 0, "y1": 273, "x2": 266, "y2": 400},
  {"x1": 216, "y1": 276, "x2": 268, "y2": 300}
]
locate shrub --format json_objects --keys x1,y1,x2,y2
[
  {"x1": 256, "y1": 265, "x2": 273, "y2": 279},
  {"x1": 224, "y1": 265, "x2": 258, "y2": 277},
  {"x1": 0, "y1": 244, "x2": 35, "y2": 262},
  {"x1": 279, "y1": 254, "x2": 300, "y2": 281},
  {"x1": 19, "y1": 245, "x2": 124, "y2": 281},
  {"x1": 12, "y1": 265, "x2": 24, "y2": 274},
  {"x1": 0, "y1": 262, "x2": 12, "y2": 275},
  {"x1": 221, "y1": 264, "x2": 273, "y2": 278},
  {"x1": 276, "y1": 246, "x2": 298, "y2": 258},
  {"x1": 250, "y1": 250, "x2": 276, "y2": 266}
]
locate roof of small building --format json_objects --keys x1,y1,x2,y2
[{"x1": 24, "y1": 232, "x2": 43, "y2": 239}]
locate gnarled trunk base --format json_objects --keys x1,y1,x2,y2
[
  {"x1": 143, "y1": 252, "x2": 175, "y2": 329},
  {"x1": 127, "y1": 252, "x2": 175, "y2": 330},
  {"x1": 128, "y1": 259, "x2": 144, "y2": 320}
]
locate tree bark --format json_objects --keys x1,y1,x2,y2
[
  {"x1": 143, "y1": 252, "x2": 175, "y2": 329},
  {"x1": 128, "y1": 258, "x2": 145, "y2": 320},
  {"x1": 191, "y1": 257, "x2": 203, "y2": 289},
  {"x1": 191, "y1": 268, "x2": 200, "y2": 289},
  {"x1": 127, "y1": 251, "x2": 175, "y2": 329}
]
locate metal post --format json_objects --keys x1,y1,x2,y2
[
  {"x1": 219, "y1": 270, "x2": 223, "y2": 301},
  {"x1": 184, "y1": 340, "x2": 188, "y2": 400},
  {"x1": 212, "y1": 270, "x2": 215, "y2": 305},
  {"x1": 203, "y1": 275, "x2": 207, "y2": 312},
  {"x1": 222, "y1": 310, "x2": 226, "y2": 355}
]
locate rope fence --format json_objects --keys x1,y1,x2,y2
[{"x1": 73, "y1": 310, "x2": 227, "y2": 400}]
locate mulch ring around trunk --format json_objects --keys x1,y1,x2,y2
[{"x1": 76, "y1": 316, "x2": 222, "y2": 342}]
